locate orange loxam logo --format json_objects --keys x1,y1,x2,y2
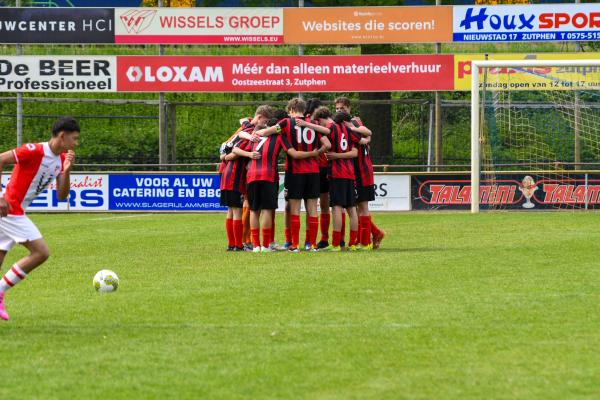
[{"x1": 120, "y1": 9, "x2": 157, "y2": 34}]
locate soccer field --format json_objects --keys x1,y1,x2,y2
[{"x1": 1, "y1": 212, "x2": 599, "y2": 399}]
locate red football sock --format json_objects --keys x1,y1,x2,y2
[
  {"x1": 361, "y1": 216, "x2": 372, "y2": 246},
  {"x1": 262, "y1": 228, "x2": 272, "y2": 249},
  {"x1": 308, "y1": 216, "x2": 319, "y2": 247},
  {"x1": 349, "y1": 230, "x2": 359, "y2": 246},
  {"x1": 332, "y1": 231, "x2": 342, "y2": 247},
  {"x1": 304, "y1": 229, "x2": 310, "y2": 245},
  {"x1": 319, "y1": 213, "x2": 330, "y2": 241},
  {"x1": 341, "y1": 213, "x2": 346, "y2": 243},
  {"x1": 370, "y1": 219, "x2": 382, "y2": 236},
  {"x1": 285, "y1": 228, "x2": 292, "y2": 244},
  {"x1": 225, "y1": 218, "x2": 234, "y2": 247},
  {"x1": 290, "y1": 215, "x2": 301, "y2": 248},
  {"x1": 233, "y1": 219, "x2": 243, "y2": 248},
  {"x1": 251, "y1": 228, "x2": 260, "y2": 248}
]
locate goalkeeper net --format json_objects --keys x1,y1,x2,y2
[{"x1": 471, "y1": 59, "x2": 600, "y2": 212}]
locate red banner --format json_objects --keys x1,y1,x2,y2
[{"x1": 116, "y1": 55, "x2": 454, "y2": 92}]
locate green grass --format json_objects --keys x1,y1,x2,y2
[{"x1": 1, "y1": 212, "x2": 600, "y2": 399}]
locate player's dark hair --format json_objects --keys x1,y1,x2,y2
[
  {"x1": 334, "y1": 96, "x2": 351, "y2": 108},
  {"x1": 305, "y1": 98, "x2": 322, "y2": 117},
  {"x1": 273, "y1": 109, "x2": 289, "y2": 120},
  {"x1": 266, "y1": 118, "x2": 279, "y2": 127},
  {"x1": 313, "y1": 106, "x2": 331, "y2": 120},
  {"x1": 333, "y1": 111, "x2": 352, "y2": 124},
  {"x1": 254, "y1": 105, "x2": 274, "y2": 119},
  {"x1": 287, "y1": 98, "x2": 306, "y2": 114},
  {"x1": 52, "y1": 117, "x2": 80, "y2": 136}
]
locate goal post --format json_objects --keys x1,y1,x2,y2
[{"x1": 471, "y1": 59, "x2": 600, "y2": 213}]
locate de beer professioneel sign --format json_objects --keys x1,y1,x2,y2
[{"x1": 0, "y1": 56, "x2": 116, "y2": 92}]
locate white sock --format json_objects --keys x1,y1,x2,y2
[{"x1": 0, "y1": 264, "x2": 27, "y2": 293}]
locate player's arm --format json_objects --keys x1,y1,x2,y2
[
  {"x1": 359, "y1": 136, "x2": 371, "y2": 146},
  {"x1": 224, "y1": 152, "x2": 240, "y2": 161},
  {"x1": 0, "y1": 150, "x2": 16, "y2": 217},
  {"x1": 255, "y1": 119, "x2": 288, "y2": 137},
  {"x1": 232, "y1": 146, "x2": 261, "y2": 160},
  {"x1": 296, "y1": 118, "x2": 330, "y2": 135},
  {"x1": 346, "y1": 121, "x2": 371, "y2": 137},
  {"x1": 286, "y1": 148, "x2": 319, "y2": 160},
  {"x1": 56, "y1": 150, "x2": 75, "y2": 201},
  {"x1": 318, "y1": 135, "x2": 331, "y2": 153},
  {"x1": 326, "y1": 148, "x2": 358, "y2": 160}
]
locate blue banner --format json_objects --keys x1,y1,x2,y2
[
  {"x1": 453, "y1": 4, "x2": 600, "y2": 43},
  {"x1": 108, "y1": 174, "x2": 225, "y2": 211}
]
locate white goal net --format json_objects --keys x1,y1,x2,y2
[{"x1": 471, "y1": 60, "x2": 600, "y2": 212}]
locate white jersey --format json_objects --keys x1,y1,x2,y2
[{"x1": 3, "y1": 142, "x2": 65, "y2": 216}]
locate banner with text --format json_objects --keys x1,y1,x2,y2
[
  {"x1": 453, "y1": 4, "x2": 600, "y2": 42},
  {"x1": 413, "y1": 173, "x2": 600, "y2": 210},
  {"x1": 115, "y1": 7, "x2": 283, "y2": 44},
  {"x1": 454, "y1": 52, "x2": 600, "y2": 91},
  {"x1": 116, "y1": 55, "x2": 454, "y2": 92},
  {"x1": 276, "y1": 174, "x2": 411, "y2": 212},
  {"x1": 108, "y1": 174, "x2": 224, "y2": 211},
  {"x1": 283, "y1": 6, "x2": 452, "y2": 44},
  {"x1": 0, "y1": 56, "x2": 116, "y2": 92},
  {"x1": 1, "y1": 174, "x2": 109, "y2": 212},
  {"x1": 0, "y1": 7, "x2": 114, "y2": 43}
]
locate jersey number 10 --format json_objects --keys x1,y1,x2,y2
[{"x1": 295, "y1": 126, "x2": 316, "y2": 145}]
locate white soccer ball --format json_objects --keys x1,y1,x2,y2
[{"x1": 93, "y1": 269, "x2": 119, "y2": 292}]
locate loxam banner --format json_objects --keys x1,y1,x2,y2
[
  {"x1": 0, "y1": 56, "x2": 116, "y2": 92},
  {"x1": 0, "y1": 7, "x2": 114, "y2": 43},
  {"x1": 114, "y1": 7, "x2": 283, "y2": 44},
  {"x1": 412, "y1": 173, "x2": 600, "y2": 211},
  {"x1": 454, "y1": 52, "x2": 600, "y2": 91},
  {"x1": 116, "y1": 55, "x2": 454, "y2": 92},
  {"x1": 283, "y1": 6, "x2": 452, "y2": 44},
  {"x1": 453, "y1": 4, "x2": 600, "y2": 42}
]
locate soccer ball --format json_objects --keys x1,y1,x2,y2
[{"x1": 93, "y1": 270, "x2": 119, "y2": 292}]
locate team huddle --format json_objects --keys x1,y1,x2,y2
[{"x1": 219, "y1": 97, "x2": 385, "y2": 252}]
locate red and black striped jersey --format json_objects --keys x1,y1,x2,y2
[
  {"x1": 218, "y1": 127, "x2": 252, "y2": 174},
  {"x1": 328, "y1": 123, "x2": 355, "y2": 180},
  {"x1": 280, "y1": 117, "x2": 322, "y2": 174},
  {"x1": 349, "y1": 129, "x2": 374, "y2": 187},
  {"x1": 318, "y1": 120, "x2": 334, "y2": 168},
  {"x1": 220, "y1": 157, "x2": 248, "y2": 194},
  {"x1": 240, "y1": 135, "x2": 292, "y2": 183}
]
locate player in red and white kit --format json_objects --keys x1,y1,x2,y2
[{"x1": 0, "y1": 117, "x2": 79, "y2": 321}]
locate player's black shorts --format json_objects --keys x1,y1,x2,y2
[
  {"x1": 285, "y1": 172, "x2": 320, "y2": 200},
  {"x1": 247, "y1": 181, "x2": 278, "y2": 211},
  {"x1": 220, "y1": 190, "x2": 243, "y2": 208},
  {"x1": 356, "y1": 184, "x2": 376, "y2": 203},
  {"x1": 329, "y1": 178, "x2": 357, "y2": 208},
  {"x1": 319, "y1": 167, "x2": 329, "y2": 194}
]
